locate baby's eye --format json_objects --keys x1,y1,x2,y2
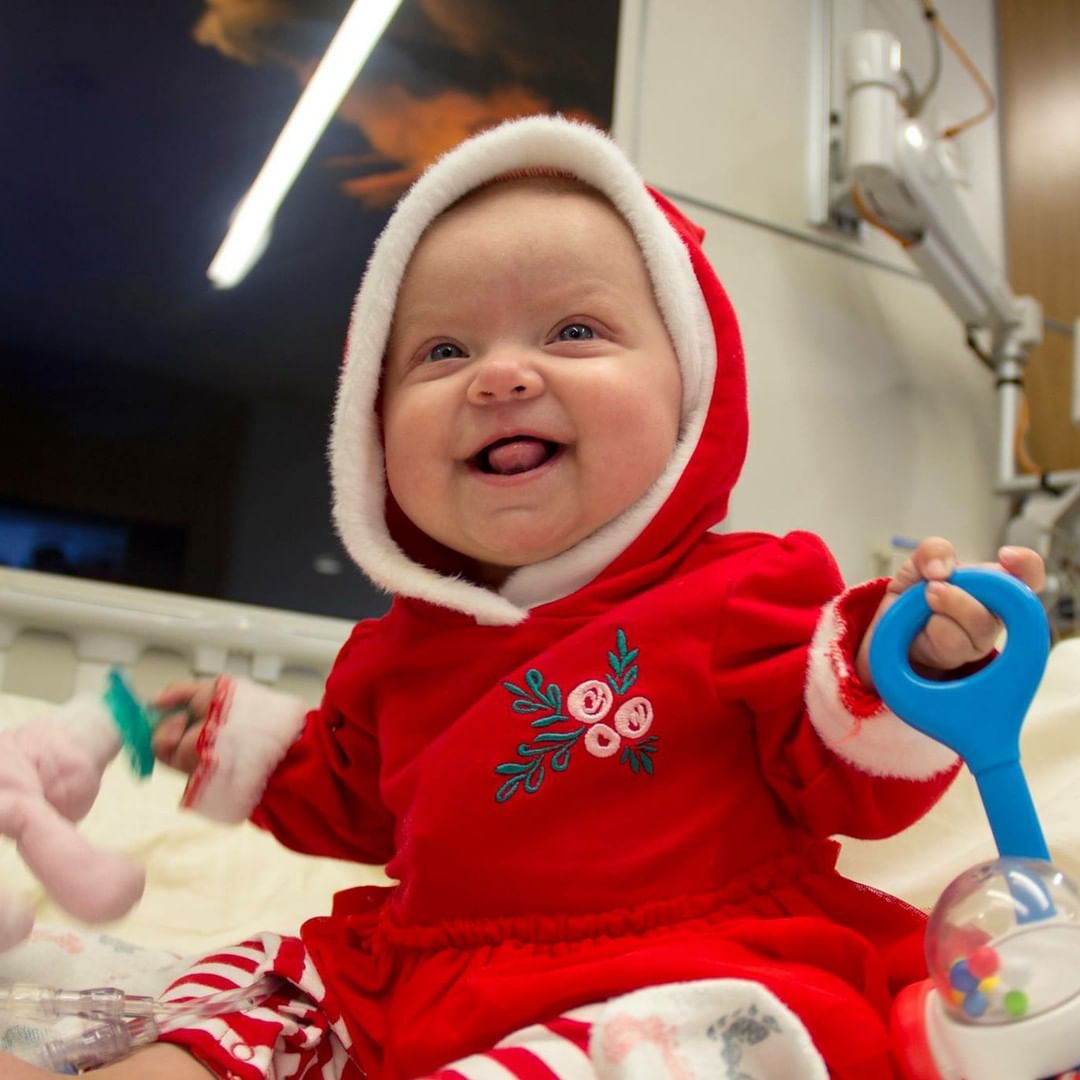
[
  {"x1": 426, "y1": 342, "x2": 465, "y2": 362},
  {"x1": 558, "y1": 323, "x2": 595, "y2": 341}
]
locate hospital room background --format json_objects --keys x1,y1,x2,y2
[{"x1": 1, "y1": 0, "x2": 1079, "y2": 1070}]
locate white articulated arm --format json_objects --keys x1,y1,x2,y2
[{"x1": 843, "y1": 29, "x2": 1041, "y2": 354}]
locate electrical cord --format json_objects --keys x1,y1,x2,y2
[
  {"x1": 918, "y1": 1, "x2": 996, "y2": 139},
  {"x1": 903, "y1": 0, "x2": 943, "y2": 116}
]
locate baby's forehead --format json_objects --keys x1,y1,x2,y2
[{"x1": 383, "y1": 174, "x2": 655, "y2": 348}]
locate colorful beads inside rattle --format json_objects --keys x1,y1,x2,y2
[{"x1": 948, "y1": 946, "x2": 1031, "y2": 1021}]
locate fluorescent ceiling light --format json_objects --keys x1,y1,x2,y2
[{"x1": 207, "y1": 0, "x2": 404, "y2": 288}]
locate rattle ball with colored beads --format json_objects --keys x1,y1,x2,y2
[{"x1": 926, "y1": 858, "x2": 1080, "y2": 1025}]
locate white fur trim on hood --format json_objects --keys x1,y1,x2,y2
[{"x1": 330, "y1": 116, "x2": 716, "y2": 626}]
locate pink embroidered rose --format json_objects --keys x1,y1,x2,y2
[
  {"x1": 567, "y1": 679, "x2": 613, "y2": 723},
  {"x1": 584, "y1": 723, "x2": 621, "y2": 758},
  {"x1": 614, "y1": 696, "x2": 654, "y2": 739}
]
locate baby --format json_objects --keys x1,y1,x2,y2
[{"x1": 1, "y1": 117, "x2": 1044, "y2": 1079}]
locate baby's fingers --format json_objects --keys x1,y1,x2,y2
[
  {"x1": 997, "y1": 546, "x2": 1046, "y2": 593},
  {"x1": 151, "y1": 681, "x2": 209, "y2": 711},
  {"x1": 912, "y1": 582, "x2": 1001, "y2": 668},
  {"x1": 152, "y1": 712, "x2": 203, "y2": 774},
  {"x1": 887, "y1": 536, "x2": 957, "y2": 594}
]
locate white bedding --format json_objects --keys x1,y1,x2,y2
[{"x1": 0, "y1": 642, "x2": 1077, "y2": 995}]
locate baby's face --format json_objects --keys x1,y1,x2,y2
[{"x1": 381, "y1": 181, "x2": 682, "y2": 584}]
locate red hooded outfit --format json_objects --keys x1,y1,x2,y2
[{"x1": 160, "y1": 117, "x2": 959, "y2": 1080}]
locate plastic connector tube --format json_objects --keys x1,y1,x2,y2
[
  {"x1": 0, "y1": 982, "x2": 154, "y2": 1021},
  {"x1": 0, "y1": 976, "x2": 275, "y2": 1025},
  {"x1": 21, "y1": 1016, "x2": 159, "y2": 1073},
  {"x1": 2, "y1": 976, "x2": 283, "y2": 1071}
]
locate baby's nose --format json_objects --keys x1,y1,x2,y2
[{"x1": 467, "y1": 353, "x2": 544, "y2": 404}]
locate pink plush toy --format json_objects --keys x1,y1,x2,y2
[{"x1": 0, "y1": 695, "x2": 145, "y2": 950}]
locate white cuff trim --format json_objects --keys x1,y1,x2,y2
[
  {"x1": 184, "y1": 678, "x2": 307, "y2": 823},
  {"x1": 806, "y1": 596, "x2": 958, "y2": 780}
]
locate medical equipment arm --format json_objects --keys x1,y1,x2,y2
[{"x1": 844, "y1": 29, "x2": 1042, "y2": 362}]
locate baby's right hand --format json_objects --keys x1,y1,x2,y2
[{"x1": 151, "y1": 680, "x2": 215, "y2": 774}]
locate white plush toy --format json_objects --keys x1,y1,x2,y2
[{"x1": 0, "y1": 688, "x2": 147, "y2": 950}]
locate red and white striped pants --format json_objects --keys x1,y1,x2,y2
[
  {"x1": 157, "y1": 933, "x2": 602, "y2": 1080},
  {"x1": 157, "y1": 932, "x2": 841, "y2": 1079}
]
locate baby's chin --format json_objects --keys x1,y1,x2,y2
[{"x1": 453, "y1": 529, "x2": 599, "y2": 588}]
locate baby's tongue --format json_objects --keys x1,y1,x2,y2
[{"x1": 486, "y1": 437, "x2": 549, "y2": 475}]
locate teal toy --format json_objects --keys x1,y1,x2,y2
[{"x1": 102, "y1": 668, "x2": 162, "y2": 779}]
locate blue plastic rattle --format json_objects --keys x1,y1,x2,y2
[{"x1": 868, "y1": 566, "x2": 1051, "y2": 861}]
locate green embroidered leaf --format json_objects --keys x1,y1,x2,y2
[
  {"x1": 628, "y1": 751, "x2": 641, "y2": 774},
  {"x1": 525, "y1": 764, "x2": 545, "y2": 793},
  {"x1": 496, "y1": 776, "x2": 522, "y2": 802},
  {"x1": 619, "y1": 746, "x2": 630, "y2": 764},
  {"x1": 551, "y1": 744, "x2": 573, "y2": 771},
  {"x1": 619, "y1": 666, "x2": 639, "y2": 694},
  {"x1": 608, "y1": 650, "x2": 621, "y2": 674},
  {"x1": 622, "y1": 648, "x2": 639, "y2": 666},
  {"x1": 639, "y1": 741, "x2": 656, "y2": 755},
  {"x1": 516, "y1": 742, "x2": 546, "y2": 757},
  {"x1": 547, "y1": 684, "x2": 563, "y2": 712},
  {"x1": 530, "y1": 714, "x2": 563, "y2": 728},
  {"x1": 605, "y1": 673, "x2": 619, "y2": 693},
  {"x1": 534, "y1": 729, "x2": 582, "y2": 744},
  {"x1": 495, "y1": 762, "x2": 530, "y2": 775},
  {"x1": 525, "y1": 669, "x2": 545, "y2": 695},
  {"x1": 511, "y1": 699, "x2": 545, "y2": 714},
  {"x1": 616, "y1": 628, "x2": 628, "y2": 656},
  {"x1": 502, "y1": 681, "x2": 529, "y2": 698},
  {"x1": 641, "y1": 753, "x2": 654, "y2": 776}
]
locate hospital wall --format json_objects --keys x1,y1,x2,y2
[{"x1": 613, "y1": 0, "x2": 1006, "y2": 581}]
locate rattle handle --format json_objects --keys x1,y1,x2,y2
[{"x1": 974, "y1": 762, "x2": 1050, "y2": 861}]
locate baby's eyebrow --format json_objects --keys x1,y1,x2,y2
[
  {"x1": 390, "y1": 306, "x2": 458, "y2": 334},
  {"x1": 392, "y1": 277, "x2": 623, "y2": 338}
]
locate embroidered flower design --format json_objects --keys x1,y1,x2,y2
[
  {"x1": 614, "y1": 696, "x2": 653, "y2": 738},
  {"x1": 494, "y1": 628, "x2": 659, "y2": 801},
  {"x1": 584, "y1": 722, "x2": 621, "y2": 758},
  {"x1": 567, "y1": 680, "x2": 613, "y2": 723}
]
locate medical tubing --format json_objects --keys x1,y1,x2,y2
[
  {"x1": 0, "y1": 982, "x2": 154, "y2": 1021},
  {"x1": 3, "y1": 976, "x2": 282, "y2": 1072},
  {"x1": 153, "y1": 976, "x2": 282, "y2": 1033},
  {"x1": 22, "y1": 1016, "x2": 159, "y2": 1073},
  {"x1": 0, "y1": 974, "x2": 278, "y2": 1025}
]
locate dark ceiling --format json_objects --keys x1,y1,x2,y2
[
  {"x1": 0, "y1": 1, "x2": 619, "y2": 614},
  {"x1": 3, "y1": 0, "x2": 620, "y2": 400}
]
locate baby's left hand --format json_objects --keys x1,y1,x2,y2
[{"x1": 856, "y1": 537, "x2": 1046, "y2": 689}]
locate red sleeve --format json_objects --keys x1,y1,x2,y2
[
  {"x1": 713, "y1": 532, "x2": 959, "y2": 841},
  {"x1": 251, "y1": 625, "x2": 395, "y2": 865},
  {"x1": 182, "y1": 623, "x2": 395, "y2": 866}
]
